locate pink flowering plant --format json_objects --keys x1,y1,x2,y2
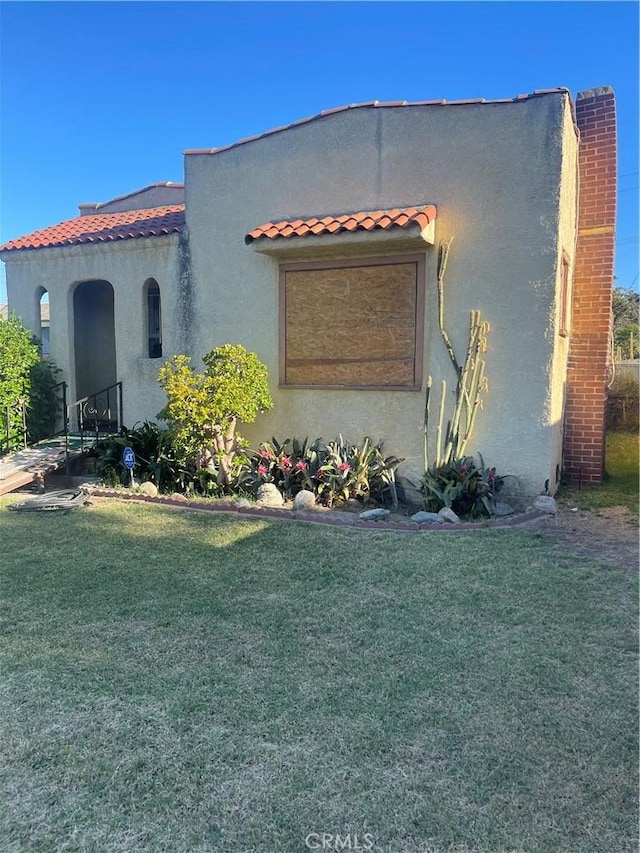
[
  {"x1": 248, "y1": 436, "x2": 316, "y2": 497},
  {"x1": 247, "y1": 434, "x2": 403, "y2": 507},
  {"x1": 420, "y1": 454, "x2": 505, "y2": 518}
]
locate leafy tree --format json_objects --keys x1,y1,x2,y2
[
  {"x1": 0, "y1": 314, "x2": 40, "y2": 450},
  {"x1": 612, "y1": 287, "x2": 639, "y2": 359},
  {"x1": 157, "y1": 344, "x2": 273, "y2": 485}
]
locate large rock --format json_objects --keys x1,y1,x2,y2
[
  {"x1": 532, "y1": 495, "x2": 558, "y2": 515},
  {"x1": 359, "y1": 508, "x2": 391, "y2": 521},
  {"x1": 491, "y1": 501, "x2": 514, "y2": 517},
  {"x1": 410, "y1": 511, "x2": 445, "y2": 524},
  {"x1": 293, "y1": 490, "x2": 316, "y2": 511},
  {"x1": 256, "y1": 483, "x2": 285, "y2": 507},
  {"x1": 438, "y1": 507, "x2": 460, "y2": 523},
  {"x1": 234, "y1": 497, "x2": 252, "y2": 509},
  {"x1": 139, "y1": 481, "x2": 158, "y2": 497}
]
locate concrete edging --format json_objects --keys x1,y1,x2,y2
[{"x1": 90, "y1": 488, "x2": 551, "y2": 533}]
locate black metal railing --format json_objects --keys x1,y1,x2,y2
[{"x1": 67, "y1": 381, "x2": 123, "y2": 450}]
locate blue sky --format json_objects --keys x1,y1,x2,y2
[{"x1": 0, "y1": 0, "x2": 638, "y2": 302}]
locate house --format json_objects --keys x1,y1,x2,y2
[{"x1": 0, "y1": 87, "x2": 616, "y2": 503}]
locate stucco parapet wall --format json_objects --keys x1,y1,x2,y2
[
  {"x1": 90, "y1": 489, "x2": 550, "y2": 532},
  {"x1": 184, "y1": 88, "x2": 577, "y2": 158},
  {"x1": 0, "y1": 232, "x2": 180, "y2": 264}
]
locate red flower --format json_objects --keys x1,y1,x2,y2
[
  {"x1": 315, "y1": 469, "x2": 324, "y2": 478},
  {"x1": 257, "y1": 464, "x2": 268, "y2": 476},
  {"x1": 280, "y1": 456, "x2": 292, "y2": 470},
  {"x1": 295, "y1": 460, "x2": 307, "y2": 471},
  {"x1": 338, "y1": 462, "x2": 351, "y2": 473},
  {"x1": 259, "y1": 449, "x2": 271, "y2": 460}
]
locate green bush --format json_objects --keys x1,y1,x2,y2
[
  {"x1": 421, "y1": 455, "x2": 505, "y2": 518},
  {"x1": 94, "y1": 421, "x2": 251, "y2": 496},
  {"x1": 26, "y1": 359, "x2": 62, "y2": 443},
  {"x1": 157, "y1": 344, "x2": 272, "y2": 486},
  {"x1": 0, "y1": 314, "x2": 61, "y2": 452}
]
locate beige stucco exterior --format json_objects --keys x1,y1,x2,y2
[
  {"x1": 183, "y1": 93, "x2": 579, "y2": 501},
  {"x1": 2, "y1": 91, "x2": 580, "y2": 503}
]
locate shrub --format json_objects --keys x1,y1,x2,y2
[
  {"x1": 26, "y1": 359, "x2": 62, "y2": 443},
  {"x1": 157, "y1": 344, "x2": 272, "y2": 486},
  {"x1": 248, "y1": 435, "x2": 403, "y2": 507},
  {"x1": 0, "y1": 314, "x2": 61, "y2": 451},
  {"x1": 94, "y1": 421, "x2": 252, "y2": 496},
  {"x1": 420, "y1": 455, "x2": 505, "y2": 518}
]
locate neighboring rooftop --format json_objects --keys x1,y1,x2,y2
[
  {"x1": 78, "y1": 182, "x2": 184, "y2": 216},
  {"x1": 0, "y1": 206, "x2": 185, "y2": 253}
]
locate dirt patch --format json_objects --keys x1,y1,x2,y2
[{"x1": 534, "y1": 505, "x2": 638, "y2": 572}]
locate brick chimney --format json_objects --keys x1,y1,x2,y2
[{"x1": 563, "y1": 87, "x2": 617, "y2": 485}]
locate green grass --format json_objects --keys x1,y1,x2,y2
[
  {"x1": 0, "y1": 499, "x2": 637, "y2": 853},
  {"x1": 558, "y1": 430, "x2": 639, "y2": 514}
]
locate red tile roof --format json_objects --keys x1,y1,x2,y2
[
  {"x1": 0, "y1": 206, "x2": 185, "y2": 253},
  {"x1": 245, "y1": 205, "x2": 437, "y2": 244},
  {"x1": 187, "y1": 88, "x2": 574, "y2": 157}
]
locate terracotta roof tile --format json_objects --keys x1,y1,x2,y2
[
  {"x1": 0, "y1": 205, "x2": 185, "y2": 253},
  {"x1": 245, "y1": 205, "x2": 437, "y2": 244}
]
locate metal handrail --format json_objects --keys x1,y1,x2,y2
[{"x1": 66, "y1": 381, "x2": 123, "y2": 451}]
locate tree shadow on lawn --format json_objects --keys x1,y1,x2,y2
[{"x1": 0, "y1": 498, "x2": 637, "y2": 853}]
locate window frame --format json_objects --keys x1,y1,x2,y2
[
  {"x1": 278, "y1": 253, "x2": 426, "y2": 391},
  {"x1": 145, "y1": 279, "x2": 163, "y2": 359}
]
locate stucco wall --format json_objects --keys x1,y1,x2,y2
[
  {"x1": 184, "y1": 94, "x2": 577, "y2": 502},
  {"x1": 3, "y1": 234, "x2": 181, "y2": 427}
]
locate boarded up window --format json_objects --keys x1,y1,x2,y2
[{"x1": 280, "y1": 255, "x2": 425, "y2": 389}]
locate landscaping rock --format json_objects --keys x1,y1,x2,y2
[
  {"x1": 359, "y1": 508, "x2": 391, "y2": 521},
  {"x1": 293, "y1": 490, "x2": 316, "y2": 511},
  {"x1": 438, "y1": 507, "x2": 460, "y2": 523},
  {"x1": 234, "y1": 497, "x2": 252, "y2": 509},
  {"x1": 139, "y1": 481, "x2": 158, "y2": 497},
  {"x1": 170, "y1": 492, "x2": 188, "y2": 502},
  {"x1": 532, "y1": 495, "x2": 558, "y2": 515},
  {"x1": 410, "y1": 511, "x2": 445, "y2": 524},
  {"x1": 491, "y1": 501, "x2": 514, "y2": 517},
  {"x1": 256, "y1": 483, "x2": 284, "y2": 507}
]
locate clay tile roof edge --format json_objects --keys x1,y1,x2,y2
[
  {"x1": 0, "y1": 205, "x2": 185, "y2": 253},
  {"x1": 245, "y1": 204, "x2": 437, "y2": 244}
]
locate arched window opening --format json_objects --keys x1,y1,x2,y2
[
  {"x1": 37, "y1": 288, "x2": 50, "y2": 357},
  {"x1": 146, "y1": 279, "x2": 162, "y2": 358}
]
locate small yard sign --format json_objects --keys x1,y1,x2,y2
[
  {"x1": 122, "y1": 447, "x2": 136, "y2": 469},
  {"x1": 122, "y1": 446, "x2": 136, "y2": 487}
]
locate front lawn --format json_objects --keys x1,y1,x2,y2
[{"x1": 0, "y1": 499, "x2": 637, "y2": 852}]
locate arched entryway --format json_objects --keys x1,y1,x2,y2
[{"x1": 73, "y1": 280, "x2": 116, "y2": 399}]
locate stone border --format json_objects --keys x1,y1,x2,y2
[{"x1": 90, "y1": 488, "x2": 550, "y2": 533}]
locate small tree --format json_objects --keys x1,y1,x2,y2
[
  {"x1": 157, "y1": 344, "x2": 273, "y2": 485},
  {"x1": 0, "y1": 314, "x2": 40, "y2": 451}
]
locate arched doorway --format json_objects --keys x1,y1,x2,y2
[{"x1": 73, "y1": 280, "x2": 116, "y2": 399}]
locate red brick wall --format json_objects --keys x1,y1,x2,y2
[{"x1": 563, "y1": 87, "x2": 617, "y2": 485}]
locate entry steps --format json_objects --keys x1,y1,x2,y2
[{"x1": 0, "y1": 436, "x2": 88, "y2": 497}]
